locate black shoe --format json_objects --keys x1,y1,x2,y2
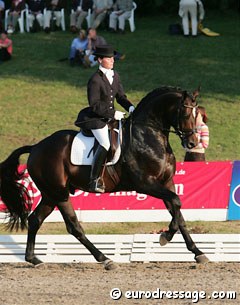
[
  {"x1": 70, "y1": 58, "x2": 75, "y2": 67},
  {"x1": 70, "y1": 26, "x2": 78, "y2": 33},
  {"x1": 109, "y1": 27, "x2": 116, "y2": 33},
  {"x1": 118, "y1": 29, "x2": 125, "y2": 34}
]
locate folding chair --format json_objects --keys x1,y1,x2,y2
[{"x1": 4, "y1": 6, "x2": 27, "y2": 33}]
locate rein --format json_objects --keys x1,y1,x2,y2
[{"x1": 126, "y1": 95, "x2": 198, "y2": 147}]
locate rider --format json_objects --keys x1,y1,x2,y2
[{"x1": 75, "y1": 44, "x2": 135, "y2": 193}]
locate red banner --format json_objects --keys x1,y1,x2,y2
[{"x1": 0, "y1": 162, "x2": 232, "y2": 211}]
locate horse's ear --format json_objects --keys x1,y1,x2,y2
[{"x1": 192, "y1": 85, "x2": 201, "y2": 99}]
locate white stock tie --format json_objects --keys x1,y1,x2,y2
[{"x1": 105, "y1": 70, "x2": 114, "y2": 85}]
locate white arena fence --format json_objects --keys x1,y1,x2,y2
[{"x1": 0, "y1": 234, "x2": 239, "y2": 263}]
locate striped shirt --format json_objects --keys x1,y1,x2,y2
[{"x1": 186, "y1": 122, "x2": 209, "y2": 153}]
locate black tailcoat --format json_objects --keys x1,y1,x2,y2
[{"x1": 75, "y1": 69, "x2": 133, "y2": 130}]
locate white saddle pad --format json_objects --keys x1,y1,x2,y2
[{"x1": 71, "y1": 131, "x2": 121, "y2": 166}]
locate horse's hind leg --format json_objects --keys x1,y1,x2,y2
[
  {"x1": 57, "y1": 201, "x2": 117, "y2": 270},
  {"x1": 25, "y1": 196, "x2": 55, "y2": 265}
]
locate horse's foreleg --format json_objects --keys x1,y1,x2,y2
[
  {"x1": 25, "y1": 197, "x2": 55, "y2": 265},
  {"x1": 57, "y1": 201, "x2": 117, "y2": 270},
  {"x1": 159, "y1": 179, "x2": 182, "y2": 244},
  {"x1": 178, "y1": 212, "x2": 209, "y2": 263},
  {"x1": 159, "y1": 196, "x2": 181, "y2": 246},
  {"x1": 139, "y1": 183, "x2": 181, "y2": 244}
]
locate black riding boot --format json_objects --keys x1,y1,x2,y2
[{"x1": 89, "y1": 145, "x2": 108, "y2": 193}]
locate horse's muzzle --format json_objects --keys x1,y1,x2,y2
[{"x1": 181, "y1": 133, "x2": 198, "y2": 149}]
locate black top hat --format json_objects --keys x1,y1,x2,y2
[{"x1": 93, "y1": 45, "x2": 116, "y2": 58}]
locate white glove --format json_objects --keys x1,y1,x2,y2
[
  {"x1": 129, "y1": 106, "x2": 135, "y2": 113},
  {"x1": 114, "y1": 111, "x2": 125, "y2": 120}
]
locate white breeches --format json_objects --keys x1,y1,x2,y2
[
  {"x1": 92, "y1": 125, "x2": 110, "y2": 151},
  {"x1": 180, "y1": 0, "x2": 198, "y2": 36},
  {"x1": 109, "y1": 11, "x2": 131, "y2": 31}
]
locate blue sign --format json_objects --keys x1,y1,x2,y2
[{"x1": 227, "y1": 161, "x2": 240, "y2": 220}]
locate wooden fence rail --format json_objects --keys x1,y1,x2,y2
[{"x1": 0, "y1": 234, "x2": 239, "y2": 263}]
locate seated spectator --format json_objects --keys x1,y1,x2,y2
[
  {"x1": 0, "y1": 30, "x2": 12, "y2": 63},
  {"x1": 0, "y1": 0, "x2": 5, "y2": 32},
  {"x1": 27, "y1": 0, "x2": 44, "y2": 32},
  {"x1": 70, "y1": 0, "x2": 93, "y2": 33},
  {"x1": 7, "y1": 0, "x2": 26, "y2": 34},
  {"x1": 83, "y1": 27, "x2": 106, "y2": 67},
  {"x1": 91, "y1": 0, "x2": 113, "y2": 29},
  {"x1": 83, "y1": 27, "x2": 124, "y2": 68},
  {"x1": 69, "y1": 29, "x2": 88, "y2": 66},
  {"x1": 44, "y1": 0, "x2": 66, "y2": 33},
  {"x1": 109, "y1": 0, "x2": 133, "y2": 34}
]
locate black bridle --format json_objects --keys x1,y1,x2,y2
[
  {"x1": 127, "y1": 93, "x2": 198, "y2": 146},
  {"x1": 174, "y1": 103, "x2": 198, "y2": 141},
  {"x1": 168, "y1": 92, "x2": 198, "y2": 143}
]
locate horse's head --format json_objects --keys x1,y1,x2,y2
[{"x1": 176, "y1": 88, "x2": 199, "y2": 149}]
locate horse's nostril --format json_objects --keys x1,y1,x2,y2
[{"x1": 188, "y1": 142, "x2": 195, "y2": 149}]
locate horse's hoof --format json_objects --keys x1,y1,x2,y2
[
  {"x1": 195, "y1": 254, "x2": 209, "y2": 264},
  {"x1": 159, "y1": 232, "x2": 168, "y2": 246},
  {"x1": 26, "y1": 257, "x2": 43, "y2": 266},
  {"x1": 103, "y1": 259, "x2": 118, "y2": 270}
]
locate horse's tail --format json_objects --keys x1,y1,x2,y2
[{"x1": 0, "y1": 145, "x2": 33, "y2": 231}]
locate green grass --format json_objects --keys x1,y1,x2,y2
[
  {"x1": 0, "y1": 11, "x2": 239, "y2": 161},
  {"x1": 0, "y1": 221, "x2": 239, "y2": 235}
]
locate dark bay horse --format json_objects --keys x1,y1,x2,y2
[{"x1": 0, "y1": 86, "x2": 209, "y2": 269}]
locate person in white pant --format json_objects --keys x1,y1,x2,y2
[
  {"x1": 109, "y1": 0, "x2": 133, "y2": 34},
  {"x1": 91, "y1": 0, "x2": 113, "y2": 29},
  {"x1": 44, "y1": 0, "x2": 66, "y2": 33},
  {"x1": 178, "y1": 0, "x2": 204, "y2": 37},
  {"x1": 75, "y1": 45, "x2": 135, "y2": 193},
  {"x1": 27, "y1": 0, "x2": 44, "y2": 32}
]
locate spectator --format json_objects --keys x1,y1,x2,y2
[
  {"x1": 109, "y1": 0, "x2": 133, "y2": 34},
  {"x1": 83, "y1": 27, "x2": 107, "y2": 67},
  {"x1": 75, "y1": 45, "x2": 135, "y2": 193},
  {"x1": 83, "y1": 27, "x2": 125, "y2": 67},
  {"x1": 0, "y1": 30, "x2": 12, "y2": 63},
  {"x1": 7, "y1": 0, "x2": 26, "y2": 34},
  {"x1": 44, "y1": 0, "x2": 66, "y2": 33},
  {"x1": 69, "y1": 29, "x2": 88, "y2": 66},
  {"x1": 178, "y1": 0, "x2": 205, "y2": 37},
  {"x1": 70, "y1": 0, "x2": 93, "y2": 33},
  {"x1": 0, "y1": 0, "x2": 5, "y2": 32},
  {"x1": 27, "y1": 0, "x2": 44, "y2": 32},
  {"x1": 91, "y1": 0, "x2": 113, "y2": 29},
  {"x1": 184, "y1": 106, "x2": 209, "y2": 161}
]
